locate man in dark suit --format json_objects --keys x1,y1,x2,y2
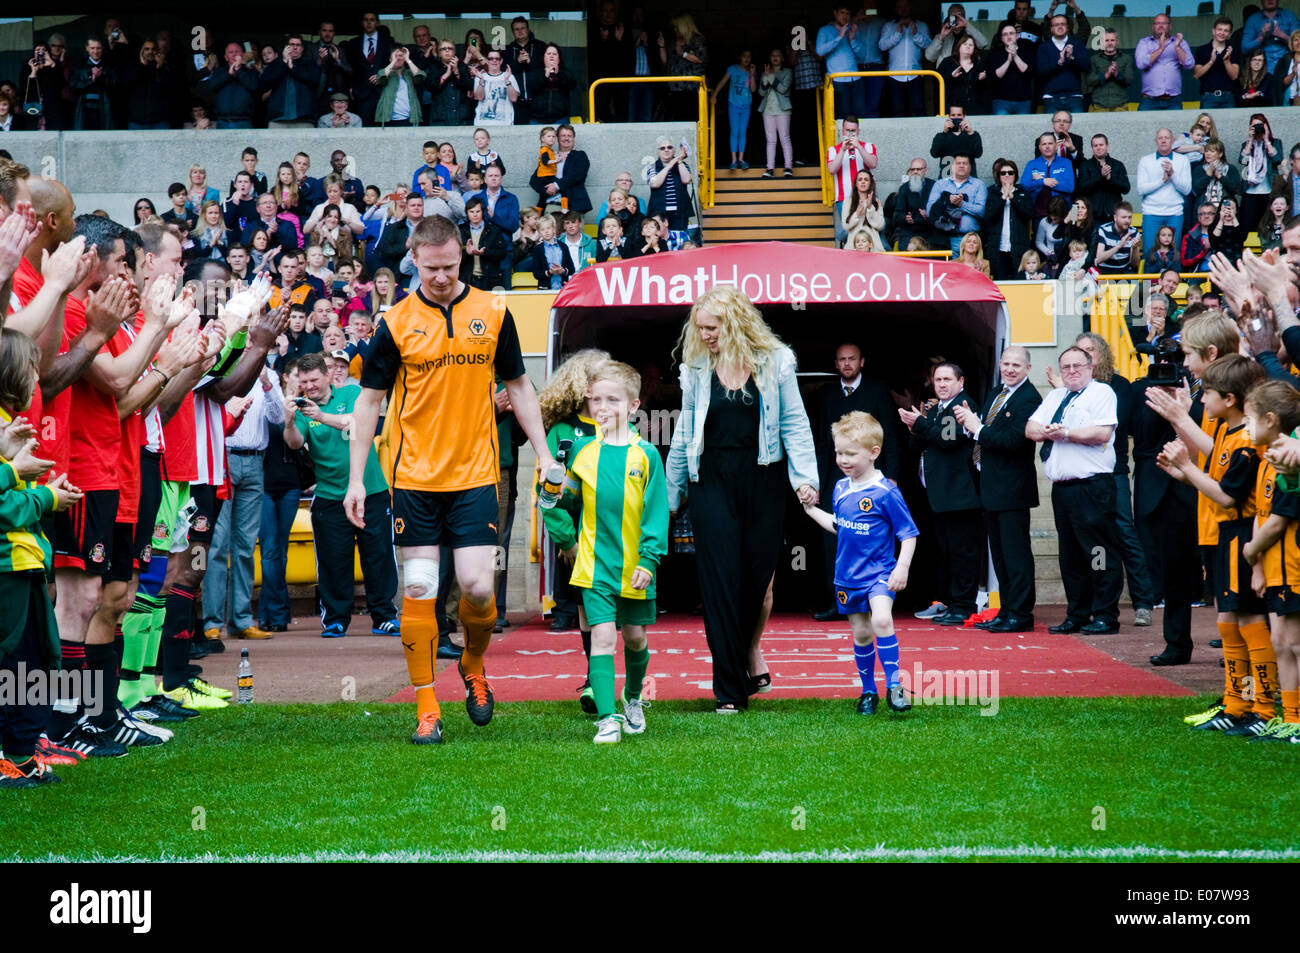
[
  {"x1": 900, "y1": 361, "x2": 982, "y2": 625},
  {"x1": 345, "y1": 12, "x2": 395, "y2": 125},
  {"x1": 954, "y1": 346, "x2": 1042, "y2": 632},
  {"x1": 1132, "y1": 374, "x2": 1199, "y2": 664},
  {"x1": 530, "y1": 125, "x2": 593, "y2": 215},
  {"x1": 242, "y1": 192, "x2": 300, "y2": 254},
  {"x1": 810, "y1": 342, "x2": 903, "y2": 621}
]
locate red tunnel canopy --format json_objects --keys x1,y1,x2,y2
[{"x1": 552, "y1": 241, "x2": 1006, "y2": 310}]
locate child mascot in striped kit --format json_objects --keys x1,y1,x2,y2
[
  {"x1": 553, "y1": 360, "x2": 668, "y2": 743},
  {"x1": 0, "y1": 329, "x2": 85, "y2": 787}
]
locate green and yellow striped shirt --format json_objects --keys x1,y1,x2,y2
[{"x1": 563, "y1": 433, "x2": 668, "y2": 600}]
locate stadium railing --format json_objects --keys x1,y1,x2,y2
[
  {"x1": 817, "y1": 70, "x2": 947, "y2": 206},
  {"x1": 587, "y1": 75, "x2": 716, "y2": 210}
]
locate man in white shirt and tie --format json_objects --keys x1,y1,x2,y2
[
  {"x1": 202, "y1": 366, "x2": 284, "y2": 642},
  {"x1": 1026, "y1": 346, "x2": 1123, "y2": 634}
]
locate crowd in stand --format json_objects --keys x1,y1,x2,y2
[{"x1": 830, "y1": 101, "x2": 1300, "y2": 288}]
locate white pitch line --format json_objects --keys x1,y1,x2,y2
[{"x1": 13, "y1": 845, "x2": 1300, "y2": 863}]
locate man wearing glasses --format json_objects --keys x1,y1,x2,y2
[
  {"x1": 472, "y1": 50, "x2": 520, "y2": 126},
  {"x1": 1027, "y1": 347, "x2": 1124, "y2": 635},
  {"x1": 427, "y1": 40, "x2": 473, "y2": 125}
]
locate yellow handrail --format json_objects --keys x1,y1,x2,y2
[
  {"x1": 587, "y1": 76, "x2": 714, "y2": 210},
  {"x1": 819, "y1": 70, "x2": 947, "y2": 205},
  {"x1": 1091, "y1": 281, "x2": 1146, "y2": 383},
  {"x1": 884, "y1": 250, "x2": 953, "y2": 258}
]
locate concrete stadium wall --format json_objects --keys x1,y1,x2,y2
[
  {"x1": 1, "y1": 107, "x2": 1294, "y2": 229},
  {"x1": 0, "y1": 123, "x2": 697, "y2": 227}
]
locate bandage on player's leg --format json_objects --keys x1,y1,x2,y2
[{"x1": 401, "y1": 555, "x2": 441, "y2": 719}]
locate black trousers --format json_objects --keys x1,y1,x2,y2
[
  {"x1": 1052, "y1": 476, "x2": 1124, "y2": 625},
  {"x1": 935, "y1": 508, "x2": 982, "y2": 616},
  {"x1": 1141, "y1": 492, "x2": 1198, "y2": 655},
  {"x1": 690, "y1": 451, "x2": 785, "y2": 708},
  {"x1": 310, "y1": 492, "x2": 398, "y2": 629},
  {"x1": 0, "y1": 574, "x2": 53, "y2": 760},
  {"x1": 986, "y1": 507, "x2": 1035, "y2": 617}
]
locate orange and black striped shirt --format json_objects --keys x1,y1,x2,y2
[
  {"x1": 1254, "y1": 455, "x2": 1300, "y2": 589},
  {"x1": 1201, "y1": 421, "x2": 1258, "y2": 533},
  {"x1": 361, "y1": 283, "x2": 526, "y2": 493}
]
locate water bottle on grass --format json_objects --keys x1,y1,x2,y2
[{"x1": 238, "y1": 649, "x2": 254, "y2": 704}]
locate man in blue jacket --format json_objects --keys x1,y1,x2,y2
[
  {"x1": 476, "y1": 166, "x2": 521, "y2": 289},
  {"x1": 1021, "y1": 132, "x2": 1075, "y2": 218}
]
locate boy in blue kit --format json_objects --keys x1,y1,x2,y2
[
  {"x1": 803, "y1": 411, "x2": 919, "y2": 715},
  {"x1": 556, "y1": 361, "x2": 669, "y2": 744}
]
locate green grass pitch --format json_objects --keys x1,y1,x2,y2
[{"x1": 4, "y1": 697, "x2": 1296, "y2": 862}]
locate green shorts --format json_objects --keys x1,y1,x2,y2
[{"x1": 581, "y1": 588, "x2": 656, "y2": 627}]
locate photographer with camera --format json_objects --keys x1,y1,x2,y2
[
  {"x1": 21, "y1": 41, "x2": 68, "y2": 130},
  {"x1": 1141, "y1": 313, "x2": 1241, "y2": 664},
  {"x1": 283, "y1": 352, "x2": 397, "y2": 640},
  {"x1": 925, "y1": 3, "x2": 988, "y2": 66},
  {"x1": 931, "y1": 105, "x2": 983, "y2": 178},
  {"x1": 927, "y1": 152, "x2": 986, "y2": 256},
  {"x1": 1239, "y1": 112, "x2": 1282, "y2": 232}
]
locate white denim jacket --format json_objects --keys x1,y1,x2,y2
[{"x1": 666, "y1": 345, "x2": 819, "y2": 512}]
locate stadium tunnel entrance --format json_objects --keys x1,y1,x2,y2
[{"x1": 544, "y1": 243, "x2": 1009, "y2": 614}]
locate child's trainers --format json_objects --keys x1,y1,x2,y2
[
  {"x1": 621, "y1": 690, "x2": 647, "y2": 734},
  {"x1": 0, "y1": 757, "x2": 59, "y2": 788},
  {"x1": 855, "y1": 692, "x2": 879, "y2": 715},
  {"x1": 593, "y1": 714, "x2": 624, "y2": 744},
  {"x1": 887, "y1": 683, "x2": 911, "y2": 712}
]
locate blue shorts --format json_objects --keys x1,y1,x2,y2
[{"x1": 835, "y1": 572, "x2": 894, "y2": 614}]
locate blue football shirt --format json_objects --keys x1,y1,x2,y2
[{"x1": 832, "y1": 472, "x2": 919, "y2": 587}]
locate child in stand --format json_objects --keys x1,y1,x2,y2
[
  {"x1": 514, "y1": 207, "x2": 542, "y2": 263},
  {"x1": 596, "y1": 215, "x2": 627, "y2": 262},
  {"x1": 554, "y1": 361, "x2": 668, "y2": 743},
  {"x1": 1017, "y1": 249, "x2": 1047, "y2": 280},
  {"x1": 0, "y1": 329, "x2": 84, "y2": 787},
  {"x1": 1159, "y1": 354, "x2": 1277, "y2": 736},
  {"x1": 1145, "y1": 225, "x2": 1179, "y2": 274},
  {"x1": 848, "y1": 229, "x2": 876, "y2": 251},
  {"x1": 1057, "y1": 239, "x2": 1097, "y2": 296},
  {"x1": 1241, "y1": 380, "x2": 1300, "y2": 742},
  {"x1": 802, "y1": 411, "x2": 919, "y2": 715},
  {"x1": 537, "y1": 348, "x2": 612, "y2": 713},
  {"x1": 533, "y1": 126, "x2": 558, "y2": 212}
]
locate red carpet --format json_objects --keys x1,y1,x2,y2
[{"x1": 384, "y1": 612, "x2": 1192, "y2": 703}]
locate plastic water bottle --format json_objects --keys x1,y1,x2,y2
[
  {"x1": 538, "y1": 462, "x2": 566, "y2": 510},
  {"x1": 237, "y1": 649, "x2": 253, "y2": 704}
]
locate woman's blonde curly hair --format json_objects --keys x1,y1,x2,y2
[
  {"x1": 539, "y1": 348, "x2": 612, "y2": 431},
  {"x1": 674, "y1": 285, "x2": 788, "y2": 394}
]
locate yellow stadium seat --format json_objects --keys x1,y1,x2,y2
[
  {"x1": 584, "y1": 224, "x2": 598, "y2": 237},
  {"x1": 1131, "y1": 212, "x2": 1142, "y2": 228},
  {"x1": 1245, "y1": 231, "x2": 1261, "y2": 249},
  {"x1": 512, "y1": 272, "x2": 538, "y2": 289}
]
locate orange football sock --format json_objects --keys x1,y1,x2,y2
[
  {"x1": 1219, "y1": 621, "x2": 1250, "y2": 717},
  {"x1": 459, "y1": 595, "x2": 497, "y2": 675},
  {"x1": 1281, "y1": 690, "x2": 1300, "y2": 724},
  {"x1": 1240, "y1": 621, "x2": 1278, "y2": 718},
  {"x1": 401, "y1": 599, "x2": 440, "y2": 719}
]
